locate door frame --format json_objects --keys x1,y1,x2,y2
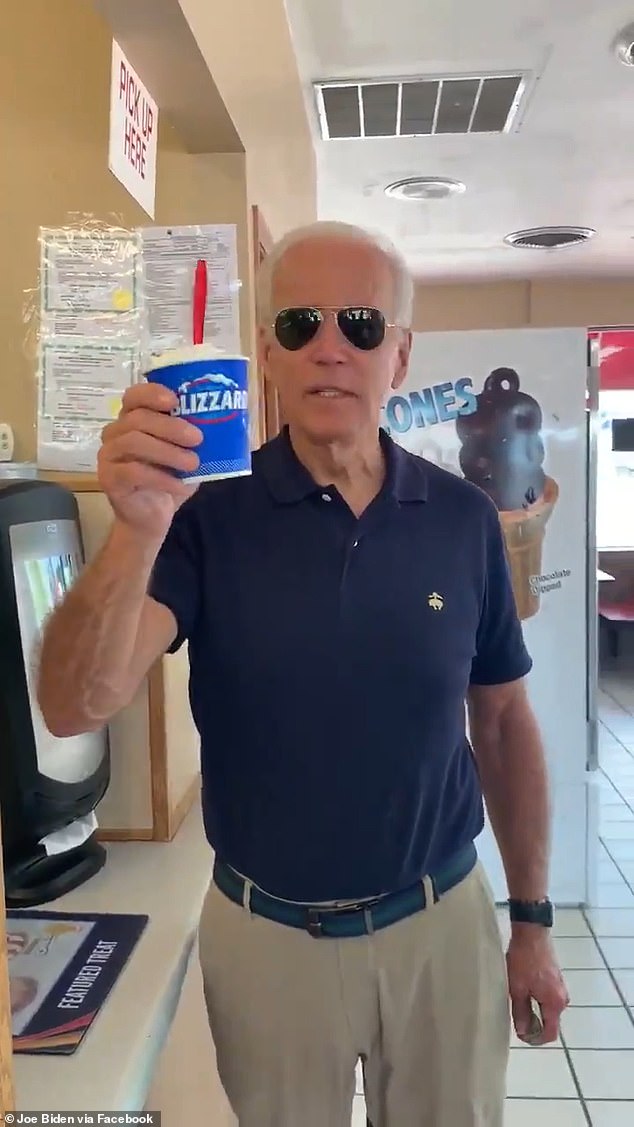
[
  {"x1": 586, "y1": 332, "x2": 600, "y2": 773},
  {"x1": 252, "y1": 205, "x2": 283, "y2": 443},
  {"x1": 586, "y1": 321, "x2": 634, "y2": 772}
]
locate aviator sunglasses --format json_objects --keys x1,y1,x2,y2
[{"x1": 273, "y1": 306, "x2": 400, "y2": 352}]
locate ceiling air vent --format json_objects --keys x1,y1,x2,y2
[
  {"x1": 504, "y1": 226, "x2": 596, "y2": 249},
  {"x1": 315, "y1": 73, "x2": 526, "y2": 140},
  {"x1": 385, "y1": 177, "x2": 466, "y2": 200}
]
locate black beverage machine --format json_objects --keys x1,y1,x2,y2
[{"x1": 0, "y1": 478, "x2": 110, "y2": 907}]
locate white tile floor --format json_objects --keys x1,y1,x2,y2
[{"x1": 352, "y1": 650, "x2": 634, "y2": 1125}]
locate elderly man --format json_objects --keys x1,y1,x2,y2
[{"x1": 38, "y1": 221, "x2": 568, "y2": 1126}]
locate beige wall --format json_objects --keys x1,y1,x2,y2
[
  {"x1": 413, "y1": 278, "x2": 634, "y2": 332},
  {"x1": 0, "y1": 1, "x2": 257, "y2": 461},
  {"x1": 0, "y1": 0, "x2": 319, "y2": 460},
  {"x1": 177, "y1": 0, "x2": 317, "y2": 240}
]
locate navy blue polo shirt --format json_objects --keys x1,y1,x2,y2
[{"x1": 148, "y1": 426, "x2": 532, "y2": 902}]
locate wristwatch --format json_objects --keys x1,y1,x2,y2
[{"x1": 508, "y1": 897, "x2": 554, "y2": 927}]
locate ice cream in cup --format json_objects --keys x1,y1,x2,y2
[{"x1": 145, "y1": 344, "x2": 251, "y2": 483}]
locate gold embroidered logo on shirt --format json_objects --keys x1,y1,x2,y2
[{"x1": 428, "y1": 592, "x2": 444, "y2": 611}]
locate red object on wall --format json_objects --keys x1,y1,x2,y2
[{"x1": 595, "y1": 330, "x2": 634, "y2": 391}]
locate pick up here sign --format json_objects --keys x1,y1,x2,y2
[{"x1": 108, "y1": 40, "x2": 158, "y2": 218}]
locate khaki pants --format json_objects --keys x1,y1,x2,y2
[{"x1": 197, "y1": 862, "x2": 511, "y2": 1126}]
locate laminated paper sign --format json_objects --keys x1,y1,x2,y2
[
  {"x1": 34, "y1": 222, "x2": 241, "y2": 472},
  {"x1": 36, "y1": 227, "x2": 145, "y2": 472},
  {"x1": 108, "y1": 40, "x2": 158, "y2": 218}
]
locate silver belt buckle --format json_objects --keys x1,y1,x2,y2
[
  {"x1": 307, "y1": 909, "x2": 323, "y2": 938},
  {"x1": 306, "y1": 897, "x2": 381, "y2": 938}
]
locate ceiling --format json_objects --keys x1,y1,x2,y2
[{"x1": 283, "y1": 0, "x2": 634, "y2": 281}]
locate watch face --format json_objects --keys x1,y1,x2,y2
[
  {"x1": 535, "y1": 902, "x2": 554, "y2": 926},
  {"x1": 510, "y1": 899, "x2": 554, "y2": 926}
]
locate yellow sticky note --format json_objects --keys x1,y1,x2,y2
[
  {"x1": 112, "y1": 288, "x2": 133, "y2": 312},
  {"x1": 42, "y1": 923, "x2": 80, "y2": 937}
]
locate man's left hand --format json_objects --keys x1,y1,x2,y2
[{"x1": 506, "y1": 927, "x2": 570, "y2": 1045}]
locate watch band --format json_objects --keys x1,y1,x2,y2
[{"x1": 508, "y1": 897, "x2": 554, "y2": 927}]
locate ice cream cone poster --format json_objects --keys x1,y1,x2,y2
[
  {"x1": 455, "y1": 367, "x2": 558, "y2": 621},
  {"x1": 382, "y1": 329, "x2": 587, "y2": 624},
  {"x1": 382, "y1": 327, "x2": 591, "y2": 906}
]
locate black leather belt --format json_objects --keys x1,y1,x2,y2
[{"x1": 213, "y1": 842, "x2": 477, "y2": 939}]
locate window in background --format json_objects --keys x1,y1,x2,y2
[{"x1": 596, "y1": 331, "x2": 634, "y2": 550}]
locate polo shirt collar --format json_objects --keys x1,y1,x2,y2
[
  {"x1": 259, "y1": 427, "x2": 322, "y2": 503},
  {"x1": 260, "y1": 426, "x2": 428, "y2": 504},
  {"x1": 384, "y1": 429, "x2": 429, "y2": 502}
]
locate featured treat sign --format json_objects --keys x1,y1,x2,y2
[{"x1": 384, "y1": 326, "x2": 593, "y2": 904}]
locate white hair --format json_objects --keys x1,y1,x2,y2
[{"x1": 256, "y1": 220, "x2": 414, "y2": 328}]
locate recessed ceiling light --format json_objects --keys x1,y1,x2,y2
[
  {"x1": 612, "y1": 23, "x2": 634, "y2": 66},
  {"x1": 384, "y1": 177, "x2": 466, "y2": 201},
  {"x1": 504, "y1": 226, "x2": 596, "y2": 249}
]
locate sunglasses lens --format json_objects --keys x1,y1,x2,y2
[
  {"x1": 337, "y1": 307, "x2": 386, "y2": 350},
  {"x1": 274, "y1": 308, "x2": 322, "y2": 351},
  {"x1": 274, "y1": 307, "x2": 388, "y2": 351}
]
